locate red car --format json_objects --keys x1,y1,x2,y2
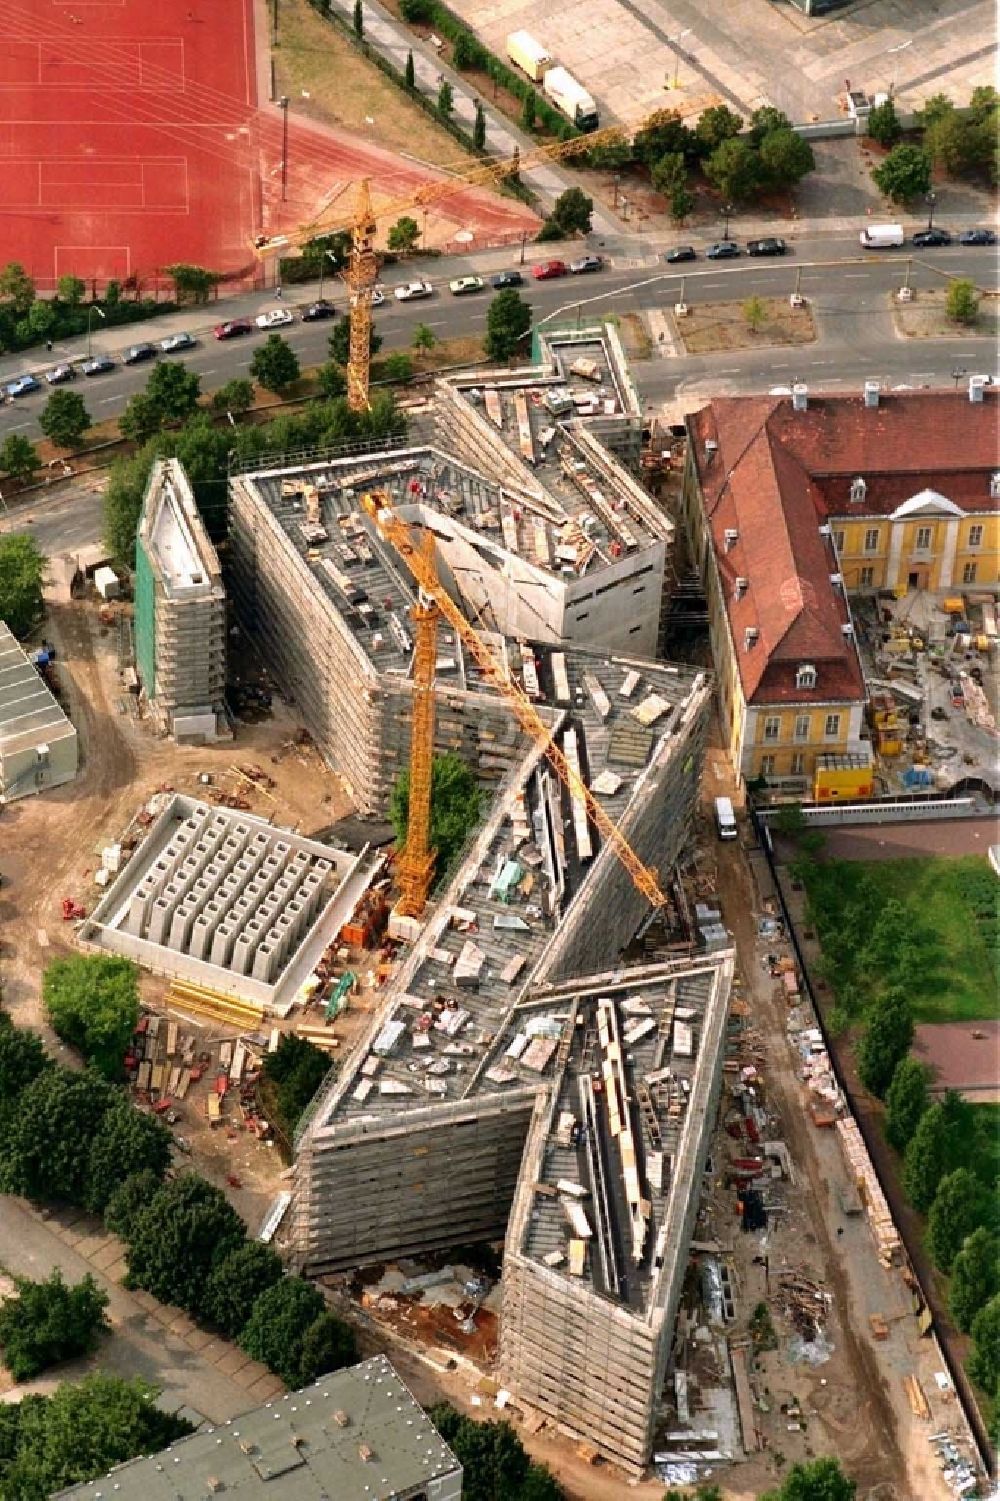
[
  {"x1": 213, "y1": 318, "x2": 254, "y2": 340},
  {"x1": 532, "y1": 260, "x2": 569, "y2": 280}
]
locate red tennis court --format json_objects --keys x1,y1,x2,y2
[{"x1": 2, "y1": 1, "x2": 537, "y2": 292}]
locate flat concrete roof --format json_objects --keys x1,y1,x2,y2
[
  {"x1": 53, "y1": 1355, "x2": 462, "y2": 1501},
  {"x1": 141, "y1": 458, "x2": 224, "y2": 601},
  {"x1": 0, "y1": 621, "x2": 76, "y2": 762},
  {"x1": 913, "y1": 1019, "x2": 1000, "y2": 1101}
]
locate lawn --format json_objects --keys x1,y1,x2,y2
[
  {"x1": 672, "y1": 296, "x2": 816, "y2": 354},
  {"x1": 802, "y1": 854, "x2": 999, "y2": 1025}
]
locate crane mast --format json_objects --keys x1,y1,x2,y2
[{"x1": 395, "y1": 529, "x2": 440, "y2": 918}]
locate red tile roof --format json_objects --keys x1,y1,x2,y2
[{"x1": 687, "y1": 386, "x2": 998, "y2": 709}]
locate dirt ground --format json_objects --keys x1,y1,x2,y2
[
  {"x1": 891, "y1": 289, "x2": 1000, "y2": 341},
  {"x1": 673, "y1": 297, "x2": 817, "y2": 355}
]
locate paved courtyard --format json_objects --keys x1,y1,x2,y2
[{"x1": 451, "y1": 0, "x2": 996, "y2": 125}]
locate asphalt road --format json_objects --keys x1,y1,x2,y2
[{"x1": 1, "y1": 237, "x2": 996, "y2": 442}]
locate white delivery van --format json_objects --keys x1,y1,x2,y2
[
  {"x1": 859, "y1": 223, "x2": 905, "y2": 248},
  {"x1": 714, "y1": 796, "x2": 738, "y2": 840},
  {"x1": 542, "y1": 66, "x2": 599, "y2": 130},
  {"x1": 506, "y1": 31, "x2": 551, "y2": 84}
]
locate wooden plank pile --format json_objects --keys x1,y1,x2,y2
[{"x1": 835, "y1": 1117, "x2": 901, "y2": 1267}]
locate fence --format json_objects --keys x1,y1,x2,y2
[{"x1": 756, "y1": 793, "x2": 985, "y2": 828}]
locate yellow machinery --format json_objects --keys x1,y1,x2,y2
[
  {"x1": 396, "y1": 529, "x2": 440, "y2": 918},
  {"x1": 813, "y1": 751, "x2": 875, "y2": 803},
  {"x1": 360, "y1": 489, "x2": 669, "y2": 911},
  {"x1": 253, "y1": 101, "x2": 716, "y2": 412}
]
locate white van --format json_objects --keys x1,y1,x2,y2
[
  {"x1": 859, "y1": 223, "x2": 905, "y2": 248},
  {"x1": 506, "y1": 31, "x2": 551, "y2": 84},
  {"x1": 714, "y1": 796, "x2": 738, "y2": 840}
]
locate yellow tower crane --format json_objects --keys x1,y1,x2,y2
[
  {"x1": 253, "y1": 100, "x2": 717, "y2": 413},
  {"x1": 395, "y1": 528, "x2": 440, "y2": 918},
  {"x1": 361, "y1": 489, "x2": 669, "y2": 911}
]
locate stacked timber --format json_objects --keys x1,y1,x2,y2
[{"x1": 835, "y1": 1117, "x2": 901, "y2": 1267}]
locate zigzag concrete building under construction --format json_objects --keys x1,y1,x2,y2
[{"x1": 226, "y1": 328, "x2": 734, "y2": 1477}]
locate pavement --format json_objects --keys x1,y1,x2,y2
[
  {"x1": 0, "y1": 1196, "x2": 283, "y2": 1419},
  {"x1": 0, "y1": 236, "x2": 996, "y2": 444}
]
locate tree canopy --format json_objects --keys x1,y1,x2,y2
[
  {"x1": 211, "y1": 377, "x2": 255, "y2": 416},
  {"x1": 202, "y1": 1242, "x2": 285, "y2": 1339},
  {"x1": 926, "y1": 1167, "x2": 987, "y2": 1272},
  {"x1": 902, "y1": 1092, "x2": 968, "y2": 1211},
  {"x1": 704, "y1": 137, "x2": 761, "y2": 202},
  {"x1": 261, "y1": 1032, "x2": 332, "y2": 1141},
  {"x1": 104, "y1": 1169, "x2": 165, "y2": 1242},
  {"x1": 0, "y1": 535, "x2": 45, "y2": 637},
  {"x1": 871, "y1": 144, "x2": 932, "y2": 202},
  {"x1": 144, "y1": 359, "x2": 202, "y2": 425},
  {"x1": 0, "y1": 1270, "x2": 108, "y2": 1381},
  {"x1": 969, "y1": 1292, "x2": 1000, "y2": 1396},
  {"x1": 124, "y1": 1173, "x2": 246, "y2": 1319},
  {"x1": 0, "y1": 1012, "x2": 50, "y2": 1107},
  {"x1": 950, "y1": 1227, "x2": 1000, "y2": 1333},
  {"x1": 391, "y1": 752, "x2": 482, "y2": 883},
  {"x1": 0, "y1": 435, "x2": 39, "y2": 486},
  {"x1": 238, "y1": 1277, "x2": 357, "y2": 1386},
  {"x1": 760, "y1": 1456, "x2": 856, "y2": 1501},
  {"x1": 429, "y1": 1403, "x2": 565, "y2": 1501},
  {"x1": 485, "y1": 289, "x2": 532, "y2": 361},
  {"x1": 1, "y1": 1067, "x2": 115, "y2": 1204},
  {"x1": 84, "y1": 1095, "x2": 172, "y2": 1214},
  {"x1": 856, "y1": 988, "x2": 913, "y2": 1097},
  {"x1": 39, "y1": 389, "x2": 91, "y2": 448},
  {"x1": 946, "y1": 278, "x2": 980, "y2": 326},
  {"x1": 387, "y1": 216, "x2": 421, "y2": 252},
  {"x1": 250, "y1": 333, "x2": 301, "y2": 392},
  {"x1": 43, "y1": 954, "x2": 140, "y2": 1079},
  {"x1": 549, "y1": 187, "x2": 594, "y2": 235},
  {"x1": 884, "y1": 1055, "x2": 931, "y2": 1152},
  {"x1": 866, "y1": 98, "x2": 901, "y2": 146}
]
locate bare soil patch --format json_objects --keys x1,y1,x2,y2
[
  {"x1": 891, "y1": 288, "x2": 1000, "y2": 340},
  {"x1": 673, "y1": 296, "x2": 816, "y2": 354}
]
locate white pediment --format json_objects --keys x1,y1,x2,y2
[{"x1": 891, "y1": 488, "x2": 963, "y2": 520}]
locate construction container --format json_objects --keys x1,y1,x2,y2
[{"x1": 813, "y1": 750, "x2": 874, "y2": 803}]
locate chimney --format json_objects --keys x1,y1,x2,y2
[
  {"x1": 734, "y1": 576, "x2": 748, "y2": 599},
  {"x1": 969, "y1": 376, "x2": 986, "y2": 403},
  {"x1": 792, "y1": 383, "x2": 808, "y2": 412},
  {"x1": 744, "y1": 626, "x2": 759, "y2": 650},
  {"x1": 724, "y1": 528, "x2": 739, "y2": 551},
  {"x1": 864, "y1": 380, "x2": 880, "y2": 409}
]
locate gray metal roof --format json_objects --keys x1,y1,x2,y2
[
  {"x1": 53, "y1": 1356, "x2": 461, "y2": 1501},
  {"x1": 0, "y1": 621, "x2": 76, "y2": 762}
]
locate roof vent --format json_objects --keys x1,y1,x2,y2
[
  {"x1": 206, "y1": 1481, "x2": 225, "y2": 1496},
  {"x1": 734, "y1": 576, "x2": 749, "y2": 599},
  {"x1": 358, "y1": 1444, "x2": 375, "y2": 1463},
  {"x1": 864, "y1": 380, "x2": 880, "y2": 409},
  {"x1": 704, "y1": 438, "x2": 719, "y2": 461},
  {"x1": 792, "y1": 383, "x2": 808, "y2": 412},
  {"x1": 969, "y1": 376, "x2": 987, "y2": 403},
  {"x1": 991, "y1": 472, "x2": 1000, "y2": 499},
  {"x1": 724, "y1": 528, "x2": 739, "y2": 551},
  {"x1": 850, "y1": 476, "x2": 867, "y2": 505},
  {"x1": 333, "y1": 1410, "x2": 351, "y2": 1428},
  {"x1": 744, "y1": 626, "x2": 759, "y2": 650},
  {"x1": 830, "y1": 573, "x2": 843, "y2": 590},
  {"x1": 842, "y1": 623, "x2": 854, "y2": 637}
]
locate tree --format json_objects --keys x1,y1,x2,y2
[
  {"x1": 56, "y1": 274, "x2": 86, "y2": 306},
  {"x1": 946, "y1": 278, "x2": 980, "y2": 326},
  {"x1": 0, "y1": 262, "x2": 35, "y2": 315},
  {"x1": 405, "y1": 49, "x2": 415, "y2": 88},
  {"x1": 438, "y1": 79, "x2": 454, "y2": 117},
  {"x1": 759, "y1": 128, "x2": 815, "y2": 188},
  {"x1": 485, "y1": 289, "x2": 532, "y2": 361},
  {"x1": 391, "y1": 752, "x2": 482, "y2": 881},
  {"x1": 144, "y1": 359, "x2": 201, "y2": 425},
  {"x1": 2, "y1": 1068, "x2": 115, "y2": 1204},
  {"x1": 202, "y1": 1242, "x2": 285, "y2": 1338},
  {"x1": 119, "y1": 392, "x2": 163, "y2": 445},
  {"x1": 670, "y1": 180, "x2": 696, "y2": 222},
  {"x1": 103, "y1": 1169, "x2": 164, "y2": 1241},
  {"x1": 634, "y1": 110, "x2": 698, "y2": 168},
  {"x1": 43, "y1": 955, "x2": 139, "y2": 1079},
  {"x1": 0, "y1": 1014, "x2": 50, "y2": 1106},
  {"x1": 695, "y1": 104, "x2": 743, "y2": 152},
  {"x1": 39, "y1": 389, "x2": 91, "y2": 448},
  {"x1": 918, "y1": 92, "x2": 954, "y2": 128},
  {"x1": 856, "y1": 988, "x2": 913, "y2": 1098},
  {"x1": 743, "y1": 295, "x2": 766, "y2": 332},
  {"x1": 927, "y1": 1168, "x2": 986, "y2": 1272},
  {"x1": 760, "y1": 1456, "x2": 856, "y2": 1501},
  {"x1": 261, "y1": 1033, "x2": 332, "y2": 1139},
  {"x1": 704, "y1": 136, "x2": 760, "y2": 202},
  {"x1": 473, "y1": 102, "x2": 486, "y2": 151},
  {"x1": 969, "y1": 1293, "x2": 1000, "y2": 1395},
  {"x1": 521, "y1": 88, "x2": 537, "y2": 132},
  {"x1": 861, "y1": 897, "x2": 908, "y2": 978},
  {"x1": 27, "y1": 299, "x2": 56, "y2": 341},
  {"x1": 884, "y1": 1056, "x2": 931, "y2": 1152},
  {"x1": 551, "y1": 186, "x2": 593, "y2": 235},
  {"x1": 0, "y1": 433, "x2": 39, "y2": 484},
  {"x1": 298, "y1": 1309, "x2": 359, "y2": 1382},
  {"x1": 250, "y1": 333, "x2": 301, "y2": 392},
  {"x1": 84, "y1": 1097, "x2": 172, "y2": 1214},
  {"x1": 428, "y1": 1404, "x2": 561, "y2": 1501},
  {"x1": 0, "y1": 534, "x2": 45, "y2": 636},
  {"x1": 412, "y1": 322, "x2": 436, "y2": 351},
  {"x1": 163, "y1": 263, "x2": 222, "y2": 304},
  {"x1": 748, "y1": 105, "x2": 792, "y2": 145},
  {"x1": 903, "y1": 1098, "x2": 956, "y2": 1211},
  {"x1": 124, "y1": 1173, "x2": 246, "y2": 1318},
  {"x1": 0, "y1": 1271, "x2": 108, "y2": 1381},
  {"x1": 328, "y1": 315, "x2": 380, "y2": 366},
  {"x1": 0, "y1": 1373, "x2": 191, "y2": 1499},
  {"x1": 237, "y1": 1276, "x2": 326, "y2": 1385},
  {"x1": 651, "y1": 150, "x2": 687, "y2": 197},
  {"x1": 316, "y1": 361, "x2": 347, "y2": 399},
  {"x1": 353, "y1": 0, "x2": 363, "y2": 35},
  {"x1": 452, "y1": 32, "x2": 476, "y2": 69},
  {"x1": 871, "y1": 144, "x2": 932, "y2": 202},
  {"x1": 382, "y1": 352, "x2": 414, "y2": 381},
  {"x1": 950, "y1": 1227, "x2": 1000, "y2": 1333},
  {"x1": 387, "y1": 215, "x2": 421, "y2": 253},
  {"x1": 211, "y1": 376, "x2": 254, "y2": 415},
  {"x1": 866, "y1": 97, "x2": 901, "y2": 146}
]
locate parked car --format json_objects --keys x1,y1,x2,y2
[
  {"x1": 255, "y1": 307, "x2": 294, "y2": 329},
  {"x1": 160, "y1": 331, "x2": 195, "y2": 353},
  {"x1": 449, "y1": 275, "x2": 485, "y2": 296},
  {"x1": 959, "y1": 228, "x2": 996, "y2": 246},
  {"x1": 532, "y1": 260, "x2": 569, "y2": 280},
  {"x1": 371, "y1": 288, "x2": 386, "y2": 307},
  {"x1": 302, "y1": 300, "x2": 336, "y2": 320},
  {"x1": 214, "y1": 319, "x2": 254, "y2": 340},
  {"x1": 394, "y1": 279, "x2": 433, "y2": 302},
  {"x1": 570, "y1": 254, "x2": 603, "y2": 274},
  {"x1": 491, "y1": 270, "x2": 524, "y2": 288},
  {"x1": 664, "y1": 246, "x2": 696, "y2": 263},
  {"x1": 123, "y1": 342, "x2": 157, "y2": 365},
  {"x1": 45, "y1": 363, "x2": 76, "y2": 384},
  {"x1": 81, "y1": 355, "x2": 115, "y2": 376},
  {"x1": 707, "y1": 241, "x2": 740, "y2": 260},
  {"x1": 6, "y1": 375, "x2": 40, "y2": 398},
  {"x1": 911, "y1": 227, "x2": 952, "y2": 248},
  {"x1": 747, "y1": 237, "x2": 786, "y2": 256}
]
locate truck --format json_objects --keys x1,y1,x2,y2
[
  {"x1": 713, "y1": 796, "x2": 737, "y2": 841},
  {"x1": 859, "y1": 223, "x2": 905, "y2": 248},
  {"x1": 541, "y1": 66, "x2": 599, "y2": 130},
  {"x1": 506, "y1": 30, "x2": 551, "y2": 84}
]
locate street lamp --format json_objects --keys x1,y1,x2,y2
[
  {"x1": 722, "y1": 201, "x2": 733, "y2": 240},
  {"x1": 318, "y1": 247, "x2": 338, "y2": 300},
  {"x1": 886, "y1": 38, "x2": 912, "y2": 96},
  {"x1": 279, "y1": 96, "x2": 290, "y2": 202},
  {"x1": 925, "y1": 190, "x2": 937, "y2": 231},
  {"x1": 666, "y1": 28, "x2": 692, "y2": 90},
  {"x1": 87, "y1": 304, "x2": 105, "y2": 358}
]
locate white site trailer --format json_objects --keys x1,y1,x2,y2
[
  {"x1": 542, "y1": 66, "x2": 599, "y2": 130},
  {"x1": 506, "y1": 30, "x2": 552, "y2": 84}
]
